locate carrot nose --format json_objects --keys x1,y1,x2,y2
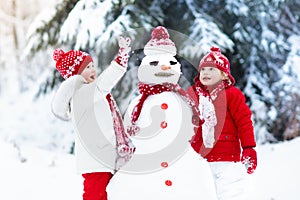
[{"x1": 161, "y1": 65, "x2": 171, "y2": 70}]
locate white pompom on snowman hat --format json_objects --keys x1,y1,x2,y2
[{"x1": 144, "y1": 26, "x2": 177, "y2": 56}]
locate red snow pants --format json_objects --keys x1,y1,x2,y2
[{"x1": 82, "y1": 172, "x2": 113, "y2": 200}]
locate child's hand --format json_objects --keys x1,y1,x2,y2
[
  {"x1": 118, "y1": 36, "x2": 131, "y2": 51},
  {"x1": 241, "y1": 147, "x2": 257, "y2": 174},
  {"x1": 114, "y1": 36, "x2": 131, "y2": 68}
]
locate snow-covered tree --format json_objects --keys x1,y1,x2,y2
[
  {"x1": 23, "y1": 0, "x2": 300, "y2": 145},
  {"x1": 0, "y1": 0, "x2": 49, "y2": 96},
  {"x1": 0, "y1": 0, "x2": 77, "y2": 154},
  {"x1": 223, "y1": 0, "x2": 300, "y2": 142}
]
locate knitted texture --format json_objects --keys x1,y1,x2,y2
[
  {"x1": 241, "y1": 147, "x2": 257, "y2": 174},
  {"x1": 194, "y1": 80, "x2": 232, "y2": 148},
  {"x1": 198, "y1": 46, "x2": 235, "y2": 84},
  {"x1": 114, "y1": 36, "x2": 131, "y2": 68},
  {"x1": 53, "y1": 49, "x2": 93, "y2": 79},
  {"x1": 106, "y1": 94, "x2": 135, "y2": 170},
  {"x1": 144, "y1": 26, "x2": 176, "y2": 56}
]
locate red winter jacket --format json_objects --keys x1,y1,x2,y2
[{"x1": 187, "y1": 85, "x2": 256, "y2": 162}]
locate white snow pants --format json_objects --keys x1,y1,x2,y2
[{"x1": 209, "y1": 162, "x2": 247, "y2": 200}]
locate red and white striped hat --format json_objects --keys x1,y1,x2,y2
[{"x1": 53, "y1": 49, "x2": 93, "y2": 79}]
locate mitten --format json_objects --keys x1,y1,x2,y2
[
  {"x1": 114, "y1": 36, "x2": 131, "y2": 68},
  {"x1": 241, "y1": 147, "x2": 257, "y2": 174}
]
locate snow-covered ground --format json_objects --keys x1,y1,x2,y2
[
  {"x1": 0, "y1": 87, "x2": 299, "y2": 199},
  {"x1": 0, "y1": 136, "x2": 299, "y2": 200},
  {"x1": 0, "y1": 140, "x2": 82, "y2": 199}
]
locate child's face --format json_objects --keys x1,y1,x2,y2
[
  {"x1": 199, "y1": 67, "x2": 226, "y2": 86},
  {"x1": 81, "y1": 62, "x2": 96, "y2": 83}
]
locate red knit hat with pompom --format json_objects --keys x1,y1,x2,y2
[
  {"x1": 53, "y1": 49, "x2": 93, "y2": 79},
  {"x1": 198, "y1": 46, "x2": 235, "y2": 84},
  {"x1": 144, "y1": 26, "x2": 177, "y2": 56}
]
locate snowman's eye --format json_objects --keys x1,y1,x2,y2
[
  {"x1": 170, "y1": 61, "x2": 177, "y2": 65},
  {"x1": 149, "y1": 61, "x2": 159, "y2": 66}
]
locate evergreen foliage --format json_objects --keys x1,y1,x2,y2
[{"x1": 25, "y1": 0, "x2": 300, "y2": 143}]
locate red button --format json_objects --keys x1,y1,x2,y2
[
  {"x1": 165, "y1": 180, "x2": 172, "y2": 186},
  {"x1": 161, "y1": 162, "x2": 169, "y2": 168},
  {"x1": 161, "y1": 103, "x2": 168, "y2": 110},
  {"x1": 160, "y1": 121, "x2": 167, "y2": 128}
]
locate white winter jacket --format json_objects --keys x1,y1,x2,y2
[{"x1": 52, "y1": 61, "x2": 126, "y2": 174}]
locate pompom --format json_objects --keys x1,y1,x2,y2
[
  {"x1": 151, "y1": 26, "x2": 169, "y2": 40},
  {"x1": 210, "y1": 46, "x2": 221, "y2": 52},
  {"x1": 53, "y1": 48, "x2": 65, "y2": 62}
]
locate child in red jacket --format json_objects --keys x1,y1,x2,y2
[{"x1": 188, "y1": 46, "x2": 257, "y2": 200}]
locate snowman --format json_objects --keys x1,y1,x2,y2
[{"x1": 107, "y1": 26, "x2": 216, "y2": 200}]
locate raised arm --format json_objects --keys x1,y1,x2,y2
[{"x1": 96, "y1": 36, "x2": 131, "y2": 92}]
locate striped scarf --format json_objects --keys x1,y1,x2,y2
[
  {"x1": 194, "y1": 80, "x2": 232, "y2": 148},
  {"x1": 106, "y1": 94, "x2": 135, "y2": 171}
]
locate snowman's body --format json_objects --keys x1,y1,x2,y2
[
  {"x1": 107, "y1": 26, "x2": 216, "y2": 199},
  {"x1": 107, "y1": 92, "x2": 217, "y2": 199}
]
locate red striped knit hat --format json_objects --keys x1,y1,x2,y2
[
  {"x1": 198, "y1": 46, "x2": 235, "y2": 84},
  {"x1": 53, "y1": 49, "x2": 93, "y2": 79},
  {"x1": 144, "y1": 26, "x2": 177, "y2": 56}
]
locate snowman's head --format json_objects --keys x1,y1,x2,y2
[
  {"x1": 138, "y1": 54, "x2": 181, "y2": 84},
  {"x1": 138, "y1": 26, "x2": 181, "y2": 84}
]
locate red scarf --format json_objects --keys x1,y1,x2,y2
[
  {"x1": 128, "y1": 82, "x2": 201, "y2": 136},
  {"x1": 106, "y1": 93, "x2": 135, "y2": 170},
  {"x1": 194, "y1": 80, "x2": 232, "y2": 101},
  {"x1": 193, "y1": 79, "x2": 232, "y2": 148}
]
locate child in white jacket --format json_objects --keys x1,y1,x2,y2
[{"x1": 51, "y1": 37, "x2": 134, "y2": 200}]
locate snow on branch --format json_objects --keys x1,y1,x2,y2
[{"x1": 59, "y1": 0, "x2": 112, "y2": 50}]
